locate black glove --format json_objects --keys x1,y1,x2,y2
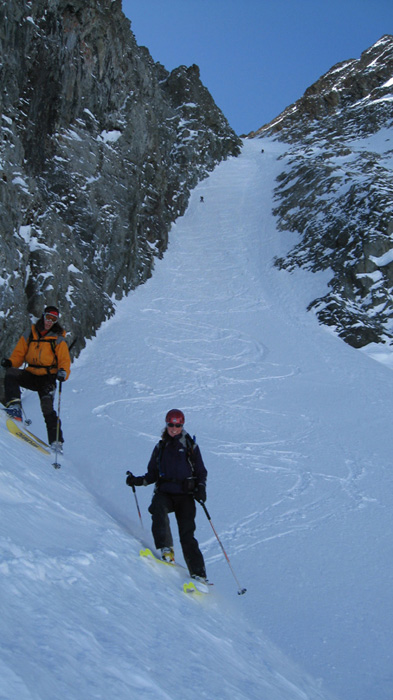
[
  {"x1": 194, "y1": 483, "x2": 206, "y2": 503},
  {"x1": 1, "y1": 358, "x2": 11, "y2": 368},
  {"x1": 126, "y1": 472, "x2": 136, "y2": 487},
  {"x1": 56, "y1": 369, "x2": 67, "y2": 382},
  {"x1": 126, "y1": 471, "x2": 144, "y2": 487}
]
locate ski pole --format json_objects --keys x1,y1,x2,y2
[
  {"x1": 127, "y1": 472, "x2": 144, "y2": 528},
  {"x1": 132, "y1": 485, "x2": 144, "y2": 528},
  {"x1": 53, "y1": 381, "x2": 62, "y2": 469},
  {"x1": 198, "y1": 501, "x2": 247, "y2": 595},
  {"x1": 21, "y1": 402, "x2": 32, "y2": 426}
]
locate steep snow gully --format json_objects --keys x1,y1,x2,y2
[{"x1": 1, "y1": 138, "x2": 393, "y2": 700}]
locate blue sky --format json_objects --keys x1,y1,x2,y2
[{"x1": 121, "y1": 0, "x2": 393, "y2": 135}]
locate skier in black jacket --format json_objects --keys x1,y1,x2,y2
[{"x1": 126, "y1": 409, "x2": 208, "y2": 582}]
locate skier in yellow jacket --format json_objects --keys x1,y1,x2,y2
[{"x1": 1, "y1": 305, "x2": 71, "y2": 449}]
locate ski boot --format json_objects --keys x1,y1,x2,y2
[
  {"x1": 5, "y1": 399, "x2": 22, "y2": 421},
  {"x1": 161, "y1": 547, "x2": 175, "y2": 563},
  {"x1": 50, "y1": 441, "x2": 64, "y2": 455}
]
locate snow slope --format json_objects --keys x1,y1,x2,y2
[{"x1": 1, "y1": 138, "x2": 393, "y2": 700}]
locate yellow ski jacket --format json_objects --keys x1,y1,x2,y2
[{"x1": 9, "y1": 323, "x2": 71, "y2": 379}]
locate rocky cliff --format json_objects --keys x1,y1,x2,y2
[
  {"x1": 0, "y1": 0, "x2": 241, "y2": 362},
  {"x1": 251, "y1": 35, "x2": 393, "y2": 348}
]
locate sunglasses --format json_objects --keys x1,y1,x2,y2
[
  {"x1": 45, "y1": 314, "x2": 58, "y2": 322},
  {"x1": 167, "y1": 422, "x2": 184, "y2": 428}
]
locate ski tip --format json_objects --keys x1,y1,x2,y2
[{"x1": 183, "y1": 581, "x2": 209, "y2": 596}]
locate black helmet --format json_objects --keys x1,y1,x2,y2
[{"x1": 44, "y1": 305, "x2": 59, "y2": 318}]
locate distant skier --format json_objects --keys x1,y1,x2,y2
[
  {"x1": 200, "y1": 196, "x2": 204, "y2": 202},
  {"x1": 126, "y1": 408, "x2": 208, "y2": 583},
  {"x1": 1, "y1": 305, "x2": 70, "y2": 450}
]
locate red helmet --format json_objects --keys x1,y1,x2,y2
[{"x1": 165, "y1": 409, "x2": 185, "y2": 426}]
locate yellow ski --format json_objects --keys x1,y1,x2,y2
[
  {"x1": 140, "y1": 548, "x2": 211, "y2": 595},
  {"x1": 6, "y1": 418, "x2": 51, "y2": 455}
]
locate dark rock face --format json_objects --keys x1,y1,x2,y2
[
  {"x1": 0, "y1": 0, "x2": 241, "y2": 360},
  {"x1": 251, "y1": 35, "x2": 393, "y2": 348}
]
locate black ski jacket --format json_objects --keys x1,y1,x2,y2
[{"x1": 143, "y1": 431, "x2": 207, "y2": 495}]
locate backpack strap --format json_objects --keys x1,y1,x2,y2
[
  {"x1": 156, "y1": 438, "x2": 165, "y2": 478},
  {"x1": 184, "y1": 433, "x2": 197, "y2": 475}
]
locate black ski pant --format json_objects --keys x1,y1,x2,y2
[
  {"x1": 148, "y1": 491, "x2": 206, "y2": 578},
  {"x1": 4, "y1": 368, "x2": 63, "y2": 444}
]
